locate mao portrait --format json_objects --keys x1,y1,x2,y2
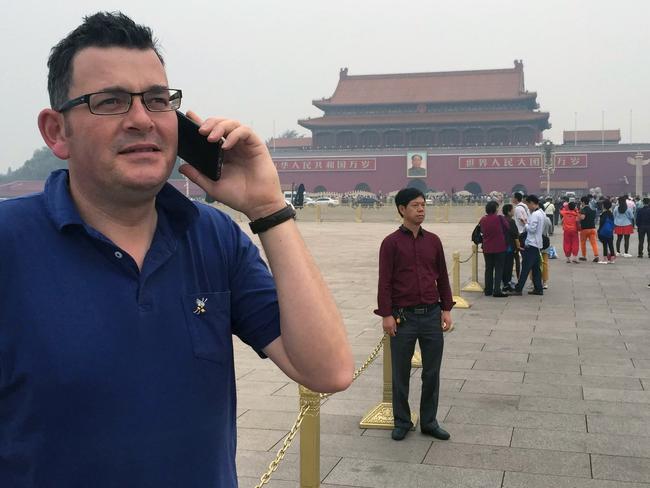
[{"x1": 407, "y1": 152, "x2": 427, "y2": 177}]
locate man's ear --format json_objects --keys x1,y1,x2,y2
[{"x1": 37, "y1": 108, "x2": 70, "y2": 160}]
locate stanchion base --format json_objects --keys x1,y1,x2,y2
[
  {"x1": 461, "y1": 281, "x2": 484, "y2": 293},
  {"x1": 359, "y1": 402, "x2": 418, "y2": 430},
  {"x1": 453, "y1": 295, "x2": 471, "y2": 309},
  {"x1": 411, "y1": 350, "x2": 422, "y2": 368}
]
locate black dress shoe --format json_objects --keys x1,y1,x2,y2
[
  {"x1": 509, "y1": 289, "x2": 522, "y2": 296},
  {"x1": 391, "y1": 427, "x2": 409, "y2": 441},
  {"x1": 502, "y1": 285, "x2": 513, "y2": 292},
  {"x1": 421, "y1": 425, "x2": 450, "y2": 440},
  {"x1": 492, "y1": 293, "x2": 508, "y2": 297},
  {"x1": 528, "y1": 290, "x2": 543, "y2": 295}
]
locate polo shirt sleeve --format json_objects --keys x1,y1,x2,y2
[{"x1": 226, "y1": 222, "x2": 281, "y2": 358}]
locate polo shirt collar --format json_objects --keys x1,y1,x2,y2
[{"x1": 44, "y1": 169, "x2": 199, "y2": 236}]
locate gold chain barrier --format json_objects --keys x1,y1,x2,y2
[
  {"x1": 254, "y1": 335, "x2": 385, "y2": 488},
  {"x1": 461, "y1": 244, "x2": 484, "y2": 293},
  {"x1": 452, "y1": 250, "x2": 471, "y2": 309}
]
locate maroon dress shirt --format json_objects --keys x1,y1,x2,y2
[
  {"x1": 479, "y1": 214, "x2": 508, "y2": 254},
  {"x1": 375, "y1": 226, "x2": 454, "y2": 317}
]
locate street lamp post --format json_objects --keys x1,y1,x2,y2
[{"x1": 541, "y1": 140, "x2": 555, "y2": 195}]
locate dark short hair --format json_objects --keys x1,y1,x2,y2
[
  {"x1": 485, "y1": 201, "x2": 498, "y2": 214},
  {"x1": 502, "y1": 203, "x2": 513, "y2": 215},
  {"x1": 602, "y1": 199, "x2": 612, "y2": 210},
  {"x1": 513, "y1": 192, "x2": 523, "y2": 202},
  {"x1": 644, "y1": 198, "x2": 650, "y2": 205},
  {"x1": 411, "y1": 154, "x2": 422, "y2": 161},
  {"x1": 568, "y1": 202, "x2": 576, "y2": 210},
  {"x1": 47, "y1": 11, "x2": 163, "y2": 110},
  {"x1": 395, "y1": 188, "x2": 425, "y2": 216},
  {"x1": 525, "y1": 194, "x2": 539, "y2": 205},
  {"x1": 580, "y1": 196, "x2": 590, "y2": 204}
]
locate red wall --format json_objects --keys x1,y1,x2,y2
[{"x1": 274, "y1": 146, "x2": 650, "y2": 196}]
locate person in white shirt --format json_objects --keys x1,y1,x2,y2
[
  {"x1": 510, "y1": 195, "x2": 545, "y2": 296},
  {"x1": 543, "y1": 198, "x2": 555, "y2": 235},
  {"x1": 513, "y1": 192, "x2": 530, "y2": 234}
]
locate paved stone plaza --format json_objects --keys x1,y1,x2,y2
[{"x1": 228, "y1": 213, "x2": 650, "y2": 488}]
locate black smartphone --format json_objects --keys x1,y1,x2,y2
[{"x1": 176, "y1": 111, "x2": 224, "y2": 181}]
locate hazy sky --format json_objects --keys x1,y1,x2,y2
[{"x1": 1, "y1": 0, "x2": 649, "y2": 174}]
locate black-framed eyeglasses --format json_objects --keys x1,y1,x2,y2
[{"x1": 56, "y1": 88, "x2": 182, "y2": 115}]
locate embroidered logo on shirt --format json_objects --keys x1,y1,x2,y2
[{"x1": 193, "y1": 297, "x2": 208, "y2": 315}]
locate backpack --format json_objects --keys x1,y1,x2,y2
[
  {"x1": 598, "y1": 215, "x2": 614, "y2": 239},
  {"x1": 471, "y1": 224, "x2": 483, "y2": 245}
]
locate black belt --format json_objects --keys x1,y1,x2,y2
[{"x1": 394, "y1": 304, "x2": 439, "y2": 315}]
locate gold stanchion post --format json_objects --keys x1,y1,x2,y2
[
  {"x1": 315, "y1": 205, "x2": 322, "y2": 223},
  {"x1": 299, "y1": 386, "x2": 320, "y2": 488},
  {"x1": 411, "y1": 349, "x2": 422, "y2": 368},
  {"x1": 360, "y1": 335, "x2": 418, "y2": 429},
  {"x1": 452, "y1": 251, "x2": 470, "y2": 309},
  {"x1": 444, "y1": 201, "x2": 450, "y2": 223},
  {"x1": 462, "y1": 244, "x2": 484, "y2": 292},
  {"x1": 355, "y1": 205, "x2": 362, "y2": 223}
]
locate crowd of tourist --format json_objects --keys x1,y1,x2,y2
[{"x1": 477, "y1": 192, "x2": 650, "y2": 294}]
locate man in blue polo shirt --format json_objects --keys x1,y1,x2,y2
[{"x1": 0, "y1": 12, "x2": 353, "y2": 487}]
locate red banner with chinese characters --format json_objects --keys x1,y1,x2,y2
[
  {"x1": 274, "y1": 158, "x2": 376, "y2": 172},
  {"x1": 459, "y1": 154, "x2": 588, "y2": 170},
  {"x1": 459, "y1": 155, "x2": 541, "y2": 169},
  {"x1": 553, "y1": 154, "x2": 588, "y2": 168}
]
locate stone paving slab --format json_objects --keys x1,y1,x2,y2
[
  {"x1": 503, "y1": 472, "x2": 650, "y2": 488},
  {"x1": 587, "y1": 415, "x2": 650, "y2": 436},
  {"x1": 423, "y1": 442, "x2": 592, "y2": 478},
  {"x1": 511, "y1": 427, "x2": 650, "y2": 458},
  {"x1": 591, "y1": 454, "x2": 650, "y2": 483},
  {"x1": 230, "y1": 221, "x2": 650, "y2": 487},
  {"x1": 523, "y1": 371, "x2": 644, "y2": 390},
  {"x1": 322, "y1": 458, "x2": 504, "y2": 488}
]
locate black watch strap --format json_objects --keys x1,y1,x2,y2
[{"x1": 249, "y1": 204, "x2": 296, "y2": 234}]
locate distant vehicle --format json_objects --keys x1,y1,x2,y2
[
  {"x1": 303, "y1": 197, "x2": 315, "y2": 206},
  {"x1": 425, "y1": 197, "x2": 434, "y2": 206},
  {"x1": 311, "y1": 197, "x2": 339, "y2": 207},
  {"x1": 352, "y1": 196, "x2": 382, "y2": 208}
]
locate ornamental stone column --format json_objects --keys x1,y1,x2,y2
[{"x1": 627, "y1": 152, "x2": 650, "y2": 196}]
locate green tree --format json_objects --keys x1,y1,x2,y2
[{"x1": 0, "y1": 147, "x2": 67, "y2": 182}]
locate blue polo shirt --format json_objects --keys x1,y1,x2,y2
[{"x1": 0, "y1": 169, "x2": 282, "y2": 487}]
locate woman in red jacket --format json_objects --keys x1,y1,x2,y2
[
  {"x1": 479, "y1": 201, "x2": 509, "y2": 297},
  {"x1": 560, "y1": 201, "x2": 581, "y2": 263}
]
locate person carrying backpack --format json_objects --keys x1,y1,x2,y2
[{"x1": 598, "y1": 199, "x2": 616, "y2": 264}]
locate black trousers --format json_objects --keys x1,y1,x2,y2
[
  {"x1": 600, "y1": 237, "x2": 615, "y2": 257},
  {"x1": 483, "y1": 251, "x2": 505, "y2": 295},
  {"x1": 616, "y1": 234, "x2": 630, "y2": 254},
  {"x1": 390, "y1": 306, "x2": 444, "y2": 430},
  {"x1": 638, "y1": 226, "x2": 650, "y2": 256},
  {"x1": 502, "y1": 251, "x2": 515, "y2": 287},
  {"x1": 515, "y1": 246, "x2": 543, "y2": 292}
]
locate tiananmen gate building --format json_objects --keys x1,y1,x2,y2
[{"x1": 269, "y1": 61, "x2": 649, "y2": 197}]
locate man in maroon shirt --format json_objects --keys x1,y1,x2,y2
[{"x1": 375, "y1": 188, "x2": 454, "y2": 441}]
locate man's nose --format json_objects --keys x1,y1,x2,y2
[{"x1": 123, "y1": 96, "x2": 154, "y2": 130}]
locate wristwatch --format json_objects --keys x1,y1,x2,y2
[{"x1": 249, "y1": 204, "x2": 296, "y2": 234}]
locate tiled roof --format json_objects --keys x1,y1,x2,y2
[
  {"x1": 0, "y1": 180, "x2": 45, "y2": 198},
  {"x1": 267, "y1": 137, "x2": 313, "y2": 148},
  {"x1": 315, "y1": 62, "x2": 531, "y2": 106},
  {"x1": 563, "y1": 130, "x2": 620, "y2": 142},
  {"x1": 299, "y1": 111, "x2": 549, "y2": 128}
]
